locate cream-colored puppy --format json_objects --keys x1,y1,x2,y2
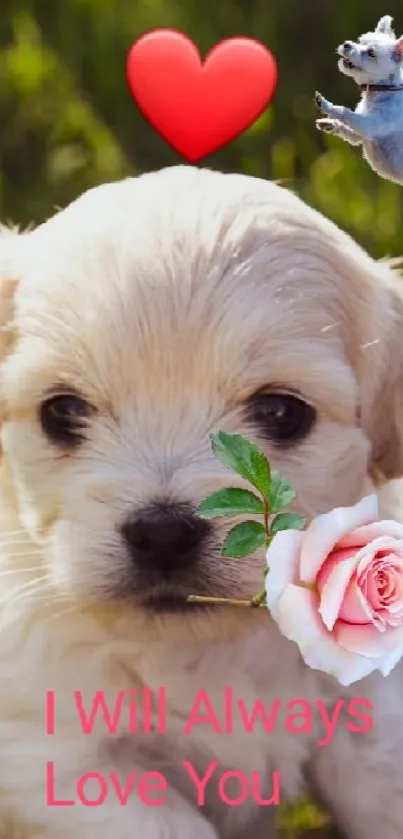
[{"x1": 0, "y1": 165, "x2": 403, "y2": 839}]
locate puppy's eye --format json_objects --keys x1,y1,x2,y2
[
  {"x1": 247, "y1": 392, "x2": 316, "y2": 445},
  {"x1": 367, "y1": 48, "x2": 376, "y2": 58},
  {"x1": 40, "y1": 394, "x2": 93, "y2": 445}
]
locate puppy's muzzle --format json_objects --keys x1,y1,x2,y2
[
  {"x1": 338, "y1": 41, "x2": 356, "y2": 59},
  {"x1": 121, "y1": 502, "x2": 211, "y2": 574}
]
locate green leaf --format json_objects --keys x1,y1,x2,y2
[
  {"x1": 197, "y1": 488, "x2": 264, "y2": 519},
  {"x1": 210, "y1": 432, "x2": 270, "y2": 496},
  {"x1": 268, "y1": 471, "x2": 296, "y2": 513},
  {"x1": 222, "y1": 521, "x2": 266, "y2": 558},
  {"x1": 271, "y1": 512, "x2": 306, "y2": 533}
]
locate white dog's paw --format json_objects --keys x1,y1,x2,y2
[
  {"x1": 314, "y1": 92, "x2": 332, "y2": 115},
  {"x1": 316, "y1": 118, "x2": 337, "y2": 134}
]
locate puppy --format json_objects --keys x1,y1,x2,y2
[
  {"x1": 315, "y1": 15, "x2": 403, "y2": 184},
  {"x1": 0, "y1": 165, "x2": 403, "y2": 839}
]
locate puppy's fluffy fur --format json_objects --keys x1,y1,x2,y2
[{"x1": 1, "y1": 166, "x2": 403, "y2": 838}]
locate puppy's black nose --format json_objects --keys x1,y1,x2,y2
[
  {"x1": 121, "y1": 503, "x2": 211, "y2": 570},
  {"x1": 343, "y1": 41, "x2": 353, "y2": 52}
]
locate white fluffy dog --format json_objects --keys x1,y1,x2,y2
[
  {"x1": 315, "y1": 14, "x2": 403, "y2": 184},
  {"x1": 0, "y1": 165, "x2": 403, "y2": 838}
]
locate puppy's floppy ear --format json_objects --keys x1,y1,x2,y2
[
  {"x1": 376, "y1": 15, "x2": 395, "y2": 36},
  {"x1": 0, "y1": 227, "x2": 21, "y2": 358},
  {"x1": 354, "y1": 259, "x2": 403, "y2": 482},
  {"x1": 0, "y1": 227, "x2": 24, "y2": 461}
]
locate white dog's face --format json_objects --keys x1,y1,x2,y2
[
  {"x1": 337, "y1": 16, "x2": 403, "y2": 85},
  {"x1": 1, "y1": 166, "x2": 403, "y2": 630}
]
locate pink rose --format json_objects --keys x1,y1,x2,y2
[{"x1": 265, "y1": 495, "x2": 403, "y2": 685}]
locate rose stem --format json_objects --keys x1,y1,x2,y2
[
  {"x1": 251, "y1": 504, "x2": 272, "y2": 607},
  {"x1": 187, "y1": 595, "x2": 266, "y2": 608}
]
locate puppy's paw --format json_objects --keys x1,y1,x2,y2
[
  {"x1": 316, "y1": 118, "x2": 336, "y2": 134},
  {"x1": 314, "y1": 91, "x2": 324, "y2": 109},
  {"x1": 314, "y1": 92, "x2": 331, "y2": 115}
]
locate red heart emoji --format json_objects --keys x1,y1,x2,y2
[{"x1": 126, "y1": 29, "x2": 278, "y2": 162}]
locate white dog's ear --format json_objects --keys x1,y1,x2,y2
[
  {"x1": 376, "y1": 15, "x2": 395, "y2": 36},
  {"x1": 357, "y1": 265, "x2": 403, "y2": 481},
  {"x1": 392, "y1": 35, "x2": 403, "y2": 61}
]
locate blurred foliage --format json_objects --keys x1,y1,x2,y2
[
  {"x1": 1, "y1": 0, "x2": 403, "y2": 258},
  {"x1": 0, "y1": 1, "x2": 394, "y2": 836},
  {"x1": 278, "y1": 798, "x2": 335, "y2": 838}
]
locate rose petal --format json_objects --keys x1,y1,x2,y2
[
  {"x1": 354, "y1": 583, "x2": 380, "y2": 625},
  {"x1": 265, "y1": 530, "x2": 304, "y2": 617},
  {"x1": 356, "y1": 537, "x2": 403, "y2": 574},
  {"x1": 336, "y1": 619, "x2": 403, "y2": 657},
  {"x1": 273, "y1": 585, "x2": 380, "y2": 686},
  {"x1": 337, "y1": 521, "x2": 403, "y2": 549},
  {"x1": 319, "y1": 553, "x2": 361, "y2": 630},
  {"x1": 359, "y1": 559, "x2": 403, "y2": 618},
  {"x1": 300, "y1": 495, "x2": 378, "y2": 583},
  {"x1": 379, "y1": 643, "x2": 403, "y2": 676},
  {"x1": 362, "y1": 564, "x2": 384, "y2": 609}
]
